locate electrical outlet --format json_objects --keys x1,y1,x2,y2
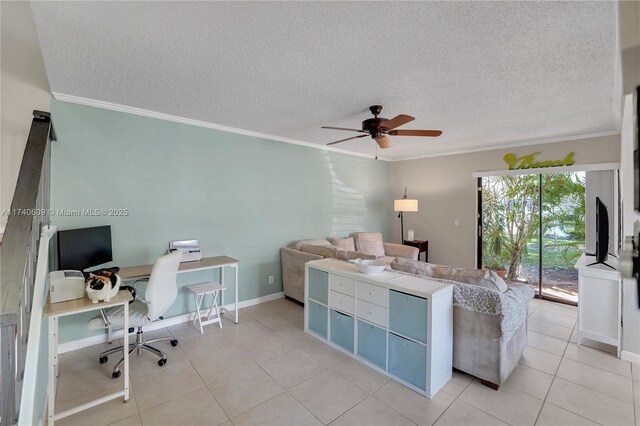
[
  {"x1": 454, "y1": 219, "x2": 460, "y2": 226},
  {"x1": 268, "y1": 275, "x2": 274, "y2": 284}
]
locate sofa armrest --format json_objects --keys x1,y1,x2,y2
[
  {"x1": 383, "y1": 242, "x2": 418, "y2": 260},
  {"x1": 280, "y1": 247, "x2": 323, "y2": 303}
]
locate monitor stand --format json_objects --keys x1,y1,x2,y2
[{"x1": 584, "y1": 252, "x2": 616, "y2": 269}]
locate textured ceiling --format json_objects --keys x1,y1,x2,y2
[{"x1": 31, "y1": 1, "x2": 619, "y2": 161}]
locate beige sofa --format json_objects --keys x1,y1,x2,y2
[
  {"x1": 280, "y1": 232, "x2": 418, "y2": 303},
  {"x1": 390, "y1": 257, "x2": 535, "y2": 388}
]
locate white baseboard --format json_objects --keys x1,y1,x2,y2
[
  {"x1": 621, "y1": 350, "x2": 640, "y2": 364},
  {"x1": 58, "y1": 292, "x2": 284, "y2": 353}
]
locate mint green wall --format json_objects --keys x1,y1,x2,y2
[{"x1": 50, "y1": 100, "x2": 391, "y2": 343}]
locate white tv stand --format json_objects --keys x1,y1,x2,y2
[{"x1": 575, "y1": 253, "x2": 621, "y2": 357}]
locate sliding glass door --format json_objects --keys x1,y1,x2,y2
[{"x1": 479, "y1": 172, "x2": 585, "y2": 305}]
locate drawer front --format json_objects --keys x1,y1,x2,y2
[
  {"x1": 388, "y1": 332, "x2": 427, "y2": 391},
  {"x1": 357, "y1": 281, "x2": 388, "y2": 307},
  {"x1": 389, "y1": 290, "x2": 428, "y2": 343},
  {"x1": 329, "y1": 274, "x2": 356, "y2": 296},
  {"x1": 357, "y1": 320, "x2": 386, "y2": 369},
  {"x1": 330, "y1": 310, "x2": 355, "y2": 353},
  {"x1": 356, "y1": 300, "x2": 388, "y2": 328},
  {"x1": 330, "y1": 291, "x2": 355, "y2": 315},
  {"x1": 308, "y1": 301, "x2": 328, "y2": 339},
  {"x1": 308, "y1": 268, "x2": 329, "y2": 305}
]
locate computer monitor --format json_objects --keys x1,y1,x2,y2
[{"x1": 57, "y1": 225, "x2": 113, "y2": 271}]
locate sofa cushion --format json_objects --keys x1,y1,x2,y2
[
  {"x1": 335, "y1": 250, "x2": 376, "y2": 261},
  {"x1": 293, "y1": 239, "x2": 333, "y2": 250},
  {"x1": 432, "y1": 266, "x2": 508, "y2": 293},
  {"x1": 298, "y1": 244, "x2": 339, "y2": 258},
  {"x1": 390, "y1": 257, "x2": 433, "y2": 275},
  {"x1": 354, "y1": 232, "x2": 385, "y2": 258},
  {"x1": 330, "y1": 237, "x2": 356, "y2": 252}
]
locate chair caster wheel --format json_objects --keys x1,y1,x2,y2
[
  {"x1": 158, "y1": 359, "x2": 167, "y2": 366},
  {"x1": 99, "y1": 356, "x2": 108, "y2": 364},
  {"x1": 170, "y1": 339, "x2": 178, "y2": 347},
  {"x1": 112, "y1": 370, "x2": 121, "y2": 379}
]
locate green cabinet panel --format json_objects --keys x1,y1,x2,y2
[
  {"x1": 388, "y1": 332, "x2": 427, "y2": 390},
  {"x1": 389, "y1": 290, "x2": 428, "y2": 343},
  {"x1": 308, "y1": 301, "x2": 328, "y2": 338},
  {"x1": 357, "y1": 320, "x2": 386, "y2": 369},
  {"x1": 330, "y1": 310, "x2": 355, "y2": 353},
  {"x1": 308, "y1": 268, "x2": 329, "y2": 304}
]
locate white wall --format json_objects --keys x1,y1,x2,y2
[
  {"x1": 390, "y1": 134, "x2": 620, "y2": 269},
  {"x1": 0, "y1": 1, "x2": 51, "y2": 230}
]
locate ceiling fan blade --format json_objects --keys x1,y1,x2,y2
[
  {"x1": 374, "y1": 135, "x2": 392, "y2": 149},
  {"x1": 388, "y1": 129, "x2": 443, "y2": 137},
  {"x1": 326, "y1": 134, "x2": 369, "y2": 146},
  {"x1": 321, "y1": 126, "x2": 367, "y2": 133},
  {"x1": 382, "y1": 114, "x2": 414, "y2": 130}
]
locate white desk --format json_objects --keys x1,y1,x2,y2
[
  {"x1": 44, "y1": 290, "x2": 132, "y2": 425},
  {"x1": 119, "y1": 256, "x2": 240, "y2": 323}
]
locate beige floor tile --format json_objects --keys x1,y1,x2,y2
[
  {"x1": 217, "y1": 421, "x2": 233, "y2": 426},
  {"x1": 632, "y1": 362, "x2": 640, "y2": 381},
  {"x1": 459, "y1": 380, "x2": 543, "y2": 425},
  {"x1": 301, "y1": 338, "x2": 348, "y2": 366},
  {"x1": 527, "y1": 331, "x2": 568, "y2": 356},
  {"x1": 60, "y1": 341, "x2": 122, "y2": 374},
  {"x1": 503, "y1": 364, "x2": 554, "y2": 400},
  {"x1": 167, "y1": 321, "x2": 221, "y2": 340},
  {"x1": 139, "y1": 386, "x2": 227, "y2": 426},
  {"x1": 563, "y1": 343, "x2": 632, "y2": 377},
  {"x1": 56, "y1": 360, "x2": 124, "y2": 404},
  {"x1": 519, "y1": 346, "x2": 562, "y2": 375},
  {"x1": 569, "y1": 327, "x2": 577, "y2": 343},
  {"x1": 56, "y1": 384, "x2": 138, "y2": 426},
  {"x1": 327, "y1": 358, "x2": 389, "y2": 393},
  {"x1": 221, "y1": 320, "x2": 274, "y2": 344},
  {"x1": 290, "y1": 371, "x2": 368, "y2": 424},
  {"x1": 538, "y1": 301, "x2": 577, "y2": 318},
  {"x1": 530, "y1": 309, "x2": 577, "y2": 328},
  {"x1": 372, "y1": 380, "x2": 454, "y2": 425},
  {"x1": 529, "y1": 298, "x2": 541, "y2": 309},
  {"x1": 260, "y1": 348, "x2": 327, "y2": 388},
  {"x1": 433, "y1": 400, "x2": 507, "y2": 426},
  {"x1": 256, "y1": 312, "x2": 298, "y2": 332},
  {"x1": 441, "y1": 370, "x2": 474, "y2": 398},
  {"x1": 547, "y1": 377, "x2": 635, "y2": 425},
  {"x1": 331, "y1": 396, "x2": 415, "y2": 425},
  {"x1": 231, "y1": 392, "x2": 321, "y2": 426},
  {"x1": 108, "y1": 414, "x2": 142, "y2": 426},
  {"x1": 190, "y1": 344, "x2": 256, "y2": 384},
  {"x1": 130, "y1": 360, "x2": 204, "y2": 411},
  {"x1": 276, "y1": 325, "x2": 318, "y2": 348},
  {"x1": 207, "y1": 365, "x2": 284, "y2": 418},
  {"x1": 535, "y1": 402, "x2": 599, "y2": 426},
  {"x1": 237, "y1": 331, "x2": 298, "y2": 363},
  {"x1": 177, "y1": 330, "x2": 232, "y2": 360},
  {"x1": 556, "y1": 357, "x2": 634, "y2": 404},
  {"x1": 528, "y1": 319, "x2": 572, "y2": 341}
]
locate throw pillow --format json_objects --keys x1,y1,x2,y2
[
  {"x1": 390, "y1": 257, "x2": 433, "y2": 277},
  {"x1": 431, "y1": 265, "x2": 508, "y2": 293},
  {"x1": 293, "y1": 239, "x2": 333, "y2": 251},
  {"x1": 335, "y1": 250, "x2": 376, "y2": 261},
  {"x1": 298, "y1": 244, "x2": 340, "y2": 258},
  {"x1": 330, "y1": 237, "x2": 356, "y2": 252},
  {"x1": 354, "y1": 232, "x2": 385, "y2": 258}
]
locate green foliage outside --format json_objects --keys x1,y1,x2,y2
[{"x1": 482, "y1": 172, "x2": 585, "y2": 281}]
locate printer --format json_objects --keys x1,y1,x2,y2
[{"x1": 49, "y1": 270, "x2": 86, "y2": 303}]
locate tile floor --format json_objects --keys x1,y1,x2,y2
[{"x1": 55, "y1": 297, "x2": 639, "y2": 426}]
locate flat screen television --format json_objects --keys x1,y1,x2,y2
[
  {"x1": 586, "y1": 197, "x2": 613, "y2": 269},
  {"x1": 57, "y1": 225, "x2": 113, "y2": 271}
]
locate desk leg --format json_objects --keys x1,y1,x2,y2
[
  {"x1": 234, "y1": 265, "x2": 239, "y2": 324},
  {"x1": 123, "y1": 302, "x2": 130, "y2": 402},
  {"x1": 48, "y1": 316, "x2": 58, "y2": 425}
]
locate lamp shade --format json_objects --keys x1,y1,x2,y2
[{"x1": 394, "y1": 199, "x2": 418, "y2": 212}]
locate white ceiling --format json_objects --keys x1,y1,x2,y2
[{"x1": 30, "y1": 1, "x2": 620, "y2": 161}]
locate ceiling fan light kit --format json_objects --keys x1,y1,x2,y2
[{"x1": 322, "y1": 105, "x2": 442, "y2": 150}]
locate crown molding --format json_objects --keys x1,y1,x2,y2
[{"x1": 51, "y1": 92, "x2": 391, "y2": 161}]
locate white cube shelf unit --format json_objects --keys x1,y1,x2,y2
[{"x1": 304, "y1": 258, "x2": 453, "y2": 398}]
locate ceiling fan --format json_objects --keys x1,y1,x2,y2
[{"x1": 322, "y1": 105, "x2": 442, "y2": 149}]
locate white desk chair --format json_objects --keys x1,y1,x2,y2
[{"x1": 88, "y1": 251, "x2": 182, "y2": 378}]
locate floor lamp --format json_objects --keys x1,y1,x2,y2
[{"x1": 394, "y1": 188, "x2": 418, "y2": 243}]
